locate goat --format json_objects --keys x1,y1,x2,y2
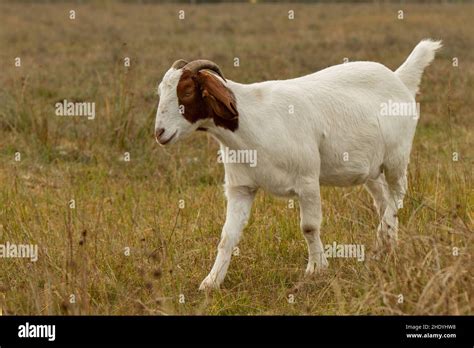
[{"x1": 154, "y1": 40, "x2": 442, "y2": 290}]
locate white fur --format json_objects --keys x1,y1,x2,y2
[{"x1": 155, "y1": 39, "x2": 442, "y2": 290}]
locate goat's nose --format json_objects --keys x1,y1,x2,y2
[{"x1": 155, "y1": 128, "x2": 165, "y2": 142}]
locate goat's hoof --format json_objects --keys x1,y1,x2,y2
[
  {"x1": 199, "y1": 276, "x2": 220, "y2": 291},
  {"x1": 305, "y1": 260, "x2": 329, "y2": 276}
]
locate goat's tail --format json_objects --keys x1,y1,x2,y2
[{"x1": 395, "y1": 39, "x2": 442, "y2": 96}]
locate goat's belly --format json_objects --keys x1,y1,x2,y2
[
  {"x1": 319, "y1": 158, "x2": 382, "y2": 187},
  {"x1": 320, "y1": 170, "x2": 370, "y2": 187},
  {"x1": 317, "y1": 121, "x2": 384, "y2": 187}
]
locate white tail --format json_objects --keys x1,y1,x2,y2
[{"x1": 395, "y1": 39, "x2": 442, "y2": 96}]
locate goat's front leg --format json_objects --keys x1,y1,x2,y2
[
  {"x1": 199, "y1": 185, "x2": 256, "y2": 290},
  {"x1": 298, "y1": 182, "x2": 328, "y2": 275}
]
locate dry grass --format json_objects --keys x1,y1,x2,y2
[{"x1": 0, "y1": 2, "x2": 472, "y2": 315}]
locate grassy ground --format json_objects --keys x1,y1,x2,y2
[{"x1": 0, "y1": 2, "x2": 472, "y2": 315}]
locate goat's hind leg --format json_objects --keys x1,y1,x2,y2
[
  {"x1": 365, "y1": 173, "x2": 389, "y2": 218},
  {"x1": 378, "y1": 166, "x2": 408, "y2": 250},
  {"x1": 365, "y1": 174, "x2": 394, "y2": 254}
]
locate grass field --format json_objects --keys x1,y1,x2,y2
[{"x1": 0, "y1": 2, "x2": 472, "y2": 315}]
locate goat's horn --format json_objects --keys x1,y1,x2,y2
[
  {"x1": 171, "y1": 59, "x2": 188, "y2": 69},
  {"x1": 184, "y1": 60, "x2": 226, "y2": 81}
]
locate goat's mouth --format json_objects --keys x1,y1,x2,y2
[{"x1": 156, "y1": 130, "x2": 177, "y2": 146}]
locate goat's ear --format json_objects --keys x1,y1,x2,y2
[{"x1": 195, "y1": 71, "x2": 238, "y2": 120}]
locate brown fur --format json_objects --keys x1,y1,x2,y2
[{"x1": 177, "y1": 70, "x2": 238, "y2": 131}]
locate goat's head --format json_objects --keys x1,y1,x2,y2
[{"x1": 155, "y1": 59, "x2": 239, "y2": 146}]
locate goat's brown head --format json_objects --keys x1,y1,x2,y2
[{"x1": 155, "y1": 59, "x2": 238, "y2": 146}]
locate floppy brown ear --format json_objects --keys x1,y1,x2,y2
[{"x1": 195, "y1": 71, "x2": 238, "y2": 121}]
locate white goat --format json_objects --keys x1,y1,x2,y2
[{"x1": 155, "y1": 39, "x2": 442, "y2": 290}]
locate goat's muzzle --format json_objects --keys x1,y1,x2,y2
[{"x1": 155, "y1": 128, "x2": 177, "y2": 145}]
